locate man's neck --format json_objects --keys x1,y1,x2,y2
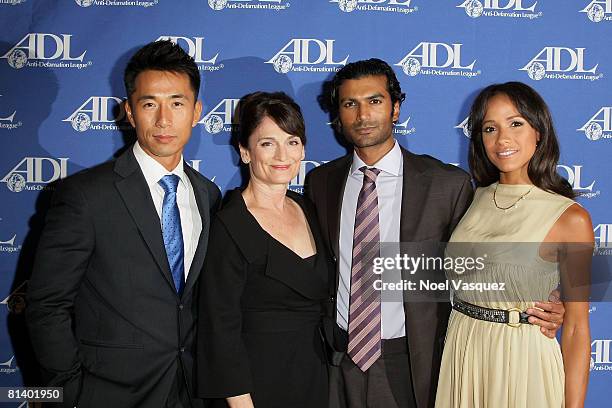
[{"x1": 353, "y1": 137, "x2": 395, "y2": 166}]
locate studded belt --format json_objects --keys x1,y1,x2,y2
[{"x1": 452, "y1": 298, "x2": 532, "y2": 328}]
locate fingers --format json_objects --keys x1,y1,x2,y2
[
  {"x1": 549, "y1": 289, "x2": 561, "y2": 303},
  {"x1": 527, "y1": 314, "x2": 559, "y2": 331},
  {"x1": 532, "y1": 301, "x2": 565, "y2": 315},
  {"x1": 540, "y1": 327, "x2": 556, "y2": 339}
]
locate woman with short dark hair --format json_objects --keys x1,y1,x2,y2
[
  {"x1": 436, "y1": 82, "x2": 592, "y2": 408},
  {"x1": 197, "y1": 92, "x2": 330, "y2": 408}
]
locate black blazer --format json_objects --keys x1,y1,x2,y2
[
  {"x1": 26, "y1": 147, "x2": 221, "y2": 408},
  {"x1": 305, "y1": 146, "x2": 474, "y2": 408},
  {"x1": 197, "y1": 189, "x2": 330, "y2": 405}
]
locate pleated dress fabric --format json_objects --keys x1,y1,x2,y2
[{"x1": 435, "y1": 183, "x2": 575, "y2": 408}]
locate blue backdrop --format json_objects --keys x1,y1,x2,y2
[{"x1": 0, "y1": 1, "x2": 610, "y2": 406}]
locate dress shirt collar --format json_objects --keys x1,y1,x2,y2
[
  {"x1": 350, "y1": 140, "x2": 402, "y2": 177},
  {"x1": 132, "y1": 141, "x2": 188, "y2": 188}
]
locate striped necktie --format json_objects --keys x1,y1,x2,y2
[{"x1": 347, "y1": 166, "x2": 382, "y2": 371}]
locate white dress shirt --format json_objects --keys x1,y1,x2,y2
[
  {"x1": 337, "y1": 141, "x2": 406, "y2": 339},
  {"x1": 133, "y1": 142, "x2": 202, "y2": 280}
]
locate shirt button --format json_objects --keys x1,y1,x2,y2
[
  {"x1": 180, "y1": 347, "x2": 185, "y2": 353},
  {"x1": 178, "y1": 304, "x2": 184, "y2": 310}
]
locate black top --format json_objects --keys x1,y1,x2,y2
[{"x1": 197, "y1": 189, "x2": 331, "y2": 408}]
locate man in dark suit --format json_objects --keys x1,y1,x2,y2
[
  {"x1": 26, "y1": 40, "x2": 221, "y2": 408},
  {"x1": 305, "y1": 59, "x2": 564, "y2": 408}
]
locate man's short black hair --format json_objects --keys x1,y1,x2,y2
[
  {"x1": 330, "y1": 58, "x2": 406, "y2": 124},
  {"x1": 124, "y1": 40, "x2": 200, "y2": 101}
]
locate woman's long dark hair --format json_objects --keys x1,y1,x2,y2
[{"x1": 468, "y1": 81, "x2": 574, "y2": 199}]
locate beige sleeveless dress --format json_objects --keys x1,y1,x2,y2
[{"x1": 435, "y1": 183, "x2": 575, "y2": 408}]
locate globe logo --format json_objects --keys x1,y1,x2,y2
[
  {"x1": 338, "y1": 0, "x2": 358, "y2": 12},
  {"x1": 584, "y1": 122, "x2": 603, "y2": 141},
  {"x1": 273, "y1": 55, "x2": 293, "y2": 74},
  {"x1": 6, "y1": 173, "x2": 26, "y2": 193},
  {"x1": 526, "y1": 62, "x2": 546, "y2": 81},
  {"x1": 208, "y1": 0, "x2": 228, "y2": 10},
  {"x1": 401, "y1": 58, "x2": 421, "y2": 77},
  {"x1": 71, "y1": 113, "x2": 92, "y2": 132},
  {"x1": 75, "y1": 0, "x2": 95, "y2": 7},
  {"x1": 587, "y1": 4, "x2": 605, "y2": 23},
  {"x1": 204, "y1": 115, "x2": 224, "y2": 134},
  {"x1": 464, "y1": 0, "x2": 484, "y2": 18},
  {"x1": 7, "y1": 49, "x2": 27, "y2": 70}
]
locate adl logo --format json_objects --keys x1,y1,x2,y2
[
  {"x1": 266, "y1": 39, "x2": 349, "y2": 74},
  {"x1": 1, "y1": 33, "x2": 91, "y2": 70}
]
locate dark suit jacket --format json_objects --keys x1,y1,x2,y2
[
  {"x1": 305, "y1": 146, "x2": 474, "y2": 408},
  {"x1": 26, "y1": 147, "x2": 221, "y2": 408}
]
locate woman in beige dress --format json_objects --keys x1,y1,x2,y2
[{"x1": 435, "y1": 82, "x2": 592, "y2": 408}]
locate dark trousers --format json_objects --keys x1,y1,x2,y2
[{"x1": 330, "y1": 334, "x2": 417, "y2": 408}]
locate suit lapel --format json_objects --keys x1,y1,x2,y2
[
  {"x1": 182, "y1": 165, "x2": 211, "y2": 298},
  {"x1": 114, "y1": 150, "x2": 176, "y2": 294},
  {"x1": 326, "y1": 156, "x2": 351, "y2": 259},
  {"x1": 399, "y1": 147, "x2": 431, "y2": 243}
]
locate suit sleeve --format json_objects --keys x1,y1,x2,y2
[
  {"x1": 207, "y1": 181, "x2": 222, "y2": 214},
  {"x1": 197, "y1": 217, "x2": 253, "y2": 398},
  {"x1": 26, "y1": 178, "x2": 94, "y2": 405},
  {"x1": 304, "y1": 167, "x2": 317, "y2": 204},
  {"x1": 449, "y1": 175, "x2": 474, "y2": 235}
]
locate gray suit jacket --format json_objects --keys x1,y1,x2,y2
[{"x1": 305, "y1": 145, "x2": 473, "y2": 408}]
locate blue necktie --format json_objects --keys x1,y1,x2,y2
[{"x1": 159, "y1": 175, "x2": 185, "y2": 294}]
